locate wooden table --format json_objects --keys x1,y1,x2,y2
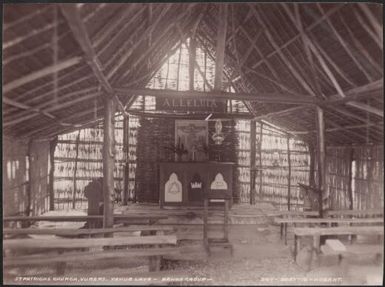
[
  {"x1": 275, "y1": 217, "x2": 384, "y2": 245},
  {"x1": 293, "y1": 225, "x2": 384, "y2": 259},
  {"x1": 274, "y1": 210, "x2": 319, "y2": 217},
  {"x1": 3, "y1": 214, "x2": 168, "y2": 223}
]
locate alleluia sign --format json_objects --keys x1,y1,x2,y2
[{"x1": 156, "y1": 97, "x2": 227, "y2": 113}]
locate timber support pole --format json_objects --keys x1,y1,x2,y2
[
  {"x1": 23, "y1": 139, "x2": 33, "y2": 228},
  {"x1": 347, "y1": 147, "x2": 354, "y2": 210},
  {"x1": 72, "y1": 130, "x2": 81, "y2": 209},
  {"x1": 103, "y1": 97, "x2": 116, "y2": 228},
  {"x1": 287, "y1": 135, "x2": 291, "y2": 211},
  {"x1": 308, "y1": 142, "x2": 316, "y2": 188},
  {"x1": 122, "y1": 114, "x2": 129, "y2": 206},
  {"x1": 49, "y1": 136, "x2": 58, "y2": 211},
  {"x1": 189, "y1": 36, "x2": 196, "y2": 91},
  {"x1": 250, "y1": 120, "x2": 257, "y2": 205},
  {"x1": 258, "y1": 123, "x2": 263, "y2": 200},
  {"x1": 316, "y1": 106, "x2": 326, "y2": 218}
]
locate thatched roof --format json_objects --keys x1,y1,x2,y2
[{"x1": 2, "y1": 3, "x2": 383, "y2": 146}]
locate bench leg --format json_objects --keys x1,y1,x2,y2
[
  {"x1": 280, "y1": 223, "x2": 283, "y2": 240},
  {"x1": 56, "y1": 262, "x2": 66, "y2": 276},
  {"x1": 337, "y1": 254, "x2": 343, "y2": 265},
  {"x1": 229, "y1": 245, "x2": 234, "y2": 256},
  {"x1": 56, "y1": 250, "x2": 66, "y2": 275},
  {"x1": 312, "y1": 235, "x2": 320, "y2": 267},
  {"x1": 284, "y1": 223, "x2": 288, "y2": 245},
  {"x1": 204, "y1": 239, "x2": 210, "y2": 256},
  {"x1": 149, "y1": 256, "x2": 162, "y2": 272},
  {"x1": 294, "y1": 235, "x2": 298, "y2": 259},
  {"x1": 374, "y1": 253, "x2": 382, "y2": 264}
]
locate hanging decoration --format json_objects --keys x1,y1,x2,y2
[{"x1": 212, "y1": 119, "x2": 225, "y2": 145}]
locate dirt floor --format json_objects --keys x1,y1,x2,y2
[{"x1": 4, "y1": 209, "x2": 383, "y2": 286}]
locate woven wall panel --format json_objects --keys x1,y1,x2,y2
[
  {"x1": 53, "y1": 115, "x2": 139, "y2": 209},
  {"x1": 235, "y1": 120, "x2": 309, "y2": 210}
]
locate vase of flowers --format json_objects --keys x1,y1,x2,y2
[
  {"x1": 164, "y1": 137, "x2": 188, "y2": 162},
  {"x1": 197, "y1": 140, "x2": 209, "y2": 161}
]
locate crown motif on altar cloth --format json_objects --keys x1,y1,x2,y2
[{"x1": 190, "y1": 182, "x2": 202, "y2": 189}]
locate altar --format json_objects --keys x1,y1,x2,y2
[{"x1": 158, "y1": 162, "x2": 234, "y2": 207}]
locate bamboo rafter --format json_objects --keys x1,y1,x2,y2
[
  {"x1": 3, "y1": 57, "x2": 82, "y2": 94},
  {"x1": 59, "y1": 4, "x2": 128, "y2": 117}
]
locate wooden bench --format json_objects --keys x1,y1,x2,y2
[
  {"x1": 293, "y1": 226, "x2": 383, "y2": 260},
  {"x1": 275, "y1": 217, "x2": 383, "y2": 245},
  {"x1": 3, "y1": 214, "x2": 168, "y2": 227},
  {"x1": 3, "y1": 225, "x2": 174, "y2": 238},
  {"x1": 326, "y1": 209, "x2": 383, "y2": 218},
  {"x1": 321, "y1": 239, "x2": 382, "y2": 265},
  {"x1": 271, "y1": 210, "x2": 319, "y2": 218},
  {"x1": 270, "y1": 211, "x2": 319, "y2": 245},
  {"x1": 3, "y1": 226, "x2": 178, "y2": 278}
]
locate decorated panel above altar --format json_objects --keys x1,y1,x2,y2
[{"x1": 175, "y1": 120, "x2": 208, "y2": 161}]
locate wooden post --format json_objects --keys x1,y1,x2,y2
[
  {"x1": 72, "y1": 130, "x2": 81, "y2": 209},
  {"x1": 309, "y1": 143, "x2": 316, "y2": 188},
  {"x1": 214, "y1": 4, "x2": 228, "y2": 91},
  {"x1": 366, "y1": 148, "x2": 374, "y2": 209},
  {"x1": 103, "y1": 97, "x2": 116, "y2": 228},
  {"x1": 189, "y1": 37, "x2": 196, "y2": 91},
  {"x1": 176, "y1": 46, "x2": 182, "y2": 91},
  {"x1": 287, "y1": 135, "x2": 291, "y2": 211},
  {"x1": 348, "y1": 148, "x2": 354, "y2": 210},
  {"x1": 122, "y1": 115, "x2": 129, "y2": 205},
  {"x1": 250, "y1": 120, "x2": 257, "y2": 205},
  {"x1": 258, "y1": 123, "x2": 263, "y2": 199},
  {"x1": 224, "y1": 200, "x2": 229, "y2": 241},
  {"x1": 203, "y1": 198, "x2": 209, "y2": 254},
  {"x1": 203, "y1": 51, "x2": 207, "y2": 92},
  {"x1": 316, "y1": 106, "x2": 326, "y2": 218},
  {"x1": 23, "y1": 139, "x2": 33, "y2": 227},
  {"x1": 49, "y1": 136, "x2": 58, "y2": 211}
]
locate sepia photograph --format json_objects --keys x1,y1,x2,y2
[{"x1": 2, "y1": 1, "x2": 384, "y2": 285}]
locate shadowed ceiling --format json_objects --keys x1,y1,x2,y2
[{"x1": 2, "y1": 3, "x2": 383, "y2": 146}]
